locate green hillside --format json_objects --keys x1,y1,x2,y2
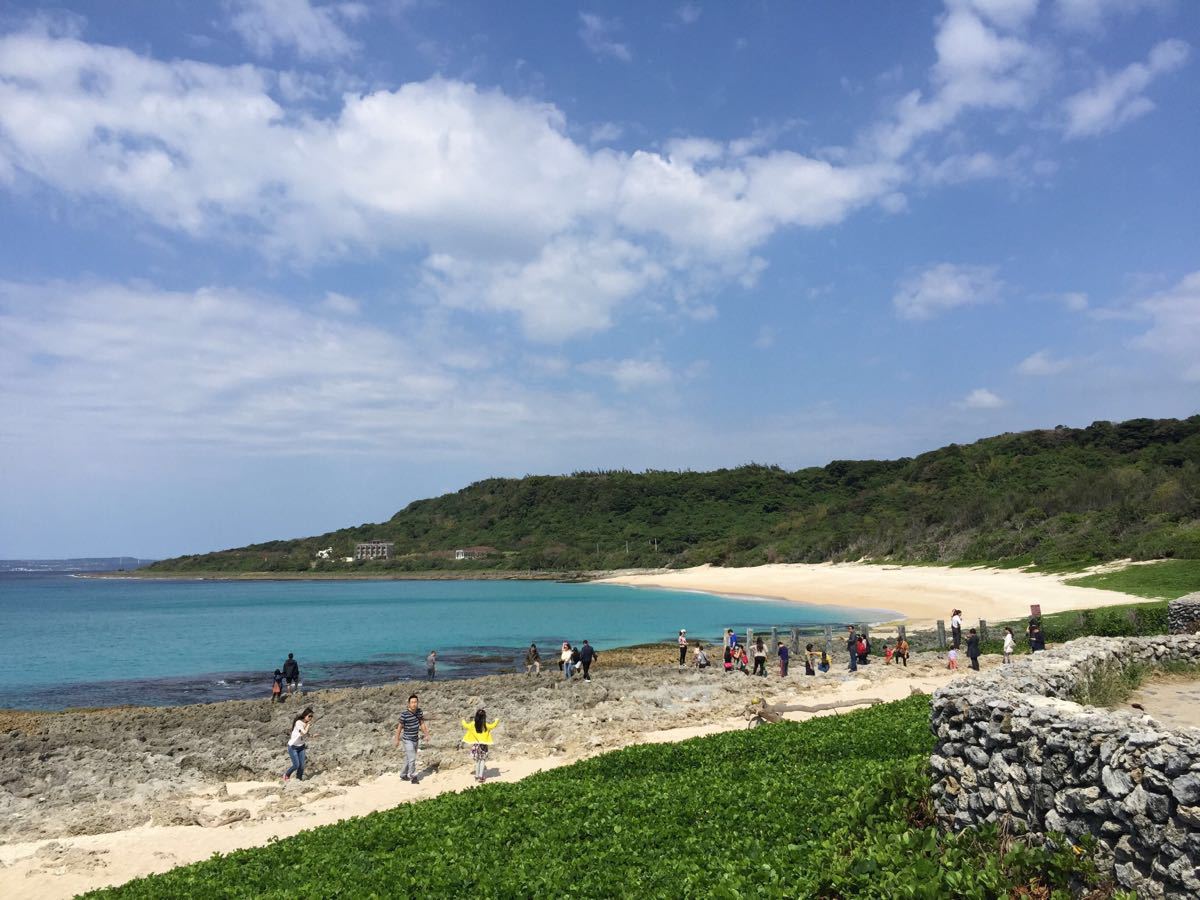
[{"x1": 147, "y1": 416, "x2": 1200, "y2": 574}]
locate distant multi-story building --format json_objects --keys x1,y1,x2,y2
[{"x1": 354, "y1": 541, "x2": 395, "y2": 561}]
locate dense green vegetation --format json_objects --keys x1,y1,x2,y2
[
  {"x1": 1064, "y1": 558, "x2": 1200, "y2": 599},
  {"x1": 92, "y1": 696, "x2": 1112, "y2": 899},
  {"x1": 147, "y1": 415, "x2": 1200, "y2": 574}
]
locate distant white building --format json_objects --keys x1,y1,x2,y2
[
  {"x1": 355, "y1": 541, "x2": 395, "y2": 561},
  {"x1": 454, "y1": 545, "x2": 495, "y2": 560},
  {"x1": 315, "y1": 547, "x2": 333, "y2": 560}
]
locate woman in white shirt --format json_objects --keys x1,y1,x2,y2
[
  {"x1": 284, "y1": 707, "x2": 314, "y2": 781},
  {"x1": 1003, "y1": 627, "x2": 1015, "y2": 665}
]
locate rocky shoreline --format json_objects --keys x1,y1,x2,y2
[{"x1": 0, "y1": 652, "x2": 964, "y2": 844}]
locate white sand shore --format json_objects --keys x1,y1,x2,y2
[
  {"x1": 0, "y1": 667, "x2": 958, "y2": 899},
  {"x1": 597, "y1": 561, "x2": 1151, "y2": 626}
]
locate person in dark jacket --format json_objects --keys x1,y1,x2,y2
[
  {"x1": 578, "y1": 640, "x2": 596, "y2": 681},
  {"x1": 846, "y1": 626, "x2": 858, "y2": 673},
  {"x1": 966, "y1": 628, "x2": 981, "y2": 671},
  {"x1": 282, "y1": 653, "x2": 300, "y2": 695}
]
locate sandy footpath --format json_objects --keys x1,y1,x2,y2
[
  {"x1": 1, "y1": 658, "x2": 966, "y2": 899},
  {"x1": 598, "y1": 561, "x2": 1151, "y2": 625}
]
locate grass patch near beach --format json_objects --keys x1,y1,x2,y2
[
  {"x1": 92, "y1": 695, "x2": 1110, "y2": 899},
  {"x1": 1064, "y1": 558, "x2": 1200, "y2": 599}
]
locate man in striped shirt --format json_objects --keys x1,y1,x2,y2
[{"x1": 393, "y1": 693, "x2": 431, "y2": 783}]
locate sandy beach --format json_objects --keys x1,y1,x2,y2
[
  {"x1": 3, "y1": 652, "x2": 975, "y2": 899},
  {"x1": 597, "y1": 562, "x2": 1152, "y2": 626}
]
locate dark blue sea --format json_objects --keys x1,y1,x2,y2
[{"x1": 0, "y1": 573, "x2": 887, "y2": 709}]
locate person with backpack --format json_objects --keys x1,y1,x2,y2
[
  {"x1": 578, "y1": 640, "x2": 596, "y2": 680},
  {"x1": 282, "y1": 653, "x2": 300, "y2": 695},
  {"x1": 695, "y1": 645, "x2": 710, "y2": 669},
  {"x1": 569, "y1": 644, "x2": 582, "y2": 678},
  {"x1": 283, "y1": 707, "x2": 314, "y2": 782},
  {"x1": 270, "y1": 669, "x2": 284, "y2": 703},
  {"x1": 461, "y1": 708, "x2": 499, "y2": 783}
]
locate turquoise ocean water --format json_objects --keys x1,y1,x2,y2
[{"x1": 0, "y1": 574, "x2": 890, "y2": 710}]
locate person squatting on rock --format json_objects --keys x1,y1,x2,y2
[
  {"x1": 282, "y1": 653, "x2": 301, "y2": 695},
  {"x1": 394, "y1": 693, "x2": 430, "y2": 784},
  {"x1": 804, "y1": 643, "x2": 817, "y2": 676},
  {"x1": 461, "y1": 708, "x2": 499, "y2": 783},
  {"x1": 695, "y1": 644, "x2": 710, "y2": 669},
  {"x1": 283, "y1": 707, "x2": 314, "y2": 781},
  {"x1": 524, "y1": 642, "x2": 541, "y2": 675}
]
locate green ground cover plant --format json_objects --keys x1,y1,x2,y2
[
  {"x1": 1064, "y1": 559, "x2": 1200, "y2": 599},
  {"x1": 92, "y1": 696, "x2": 1111, "y2": 899}
]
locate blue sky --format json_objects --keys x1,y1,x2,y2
[{"x1": 1, "y1": 0, "x2": 1197, "y2": 558}]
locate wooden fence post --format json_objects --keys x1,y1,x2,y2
[
  {"x1": 790, "y1": 627, "x2": 800, "y2": 654},
  {"x1": 823, "y1": 624, "x2": 833, "y2": 654},
  {"x1": 898, "y1": 624, "x2": 907, "y2": 643},
  {"x1": 771, "y1": 627, "x2": 778, "y2": 650},
  {"x1": 979, "y1": 619, "x2": 989, "y2": 642},
  {"x1": 936, "y1": 620, "x2": 947, "y2": 650},
  {"x1": 746, "y1": 628, "x2": 753, "y2": 649}
]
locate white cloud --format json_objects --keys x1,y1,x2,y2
[
  {"x1": 1063, "y1": 39, "x2": 1190, "y2": 139},
  {"x1": 0, "y1": 31, "x2": 910, "y2": 341},
  {"x1": 579, "y1": 13, "x2": 632, "y2": 62},
  {"x1": 957, "y1": 0, "x2": 1040, "y2": 31},
  {"x1": 0, "y1": 280, "x2": 651, "y2": 456},
  {"x1": 962, "y1": 387, "x2": 1005, "y2": 408},
  {"x1": 1054, "y1": 0, "x2": 1166, "y2": 33},
  {"x1": 1016, "y1": 349, "x2": 1071, "y2": 375},
  {"x1": 753, "y1": 325, "x2": 776, "y2": 349},
  {"x1": 589, "y1": 121, "x2": 623, "y2": 144},
  {"x1": 869, "y1": 4, "x2": 1049, "y2": 161},
  {"x1": 893, "y1": 263, "x2": 1002, "y2": 319},
  {"x1": 1132, "y1": 271, "x2": 1200, "y2": 381},
  {"x1": 322, "y1": 291, "x2": 360, "y2": 314},
  {"x1": 580, "y1": 357, "x2": 674, "y2": 392},
  {"x1": 228, "y1": 0, "x2": 366, "y2": 60},
  {"x1": 1060, "y1": 291, "x2": 1088, "y2": 311},
  {"x1": 676, "y1": 4, "x2": 702, "y2": 26}
]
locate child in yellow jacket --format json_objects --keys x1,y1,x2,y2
[{"x1": 462, "y1": 708, "x2": 500, "y2": 783}]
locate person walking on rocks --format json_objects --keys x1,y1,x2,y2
[
  {"x1": 524, "y1": 643, "x2": 541, "y2": 675},
  {"x1": 394, "y1": 694, "x2": 430, "y2": 784},
  {"x1": 950, "y1": 610, "x2": 963, "y2": 649},
  {"x1": 846, "y1": 626, "x2": 859, "y2": 673},
  {"x1": 282, "y1": 653, "x2": 300, "y2": 695},
  {"x1": 966, "y1": 628, "x2": 980, "y2": 671},
  {"x1": 777, "y1": 641, "x2": 789, "y2": 677},
  {"x1": 561, "y1": 642, "x2": 573, "y2": 679},
  {"x1": 461, "y1": 708, "x2": 499, "y2": 783},
  {"x1": 678, "y1": 629, "x2": 688, "y2": 668},
  {"x1": 271, "y1": 669, "x2": 284, "y2": 703},
  {"x1": 1003, "y1": 627, "x2": 1015, "y2": 664},
  {"x1": 426, "y1": 650, "x2": 437, "y2": 680},
  {"x1": 579, "y1": 640, "x2": 596, "y2": 681},
  {"x1": 895, "y1": 636, "x2": 909, "y2": 668},
  {"x1": 570, "y1": 644, "x2": 581, "y2": 678},
  {"x1": 283, "y1": 707, "x2": 314, "y2": 781}
]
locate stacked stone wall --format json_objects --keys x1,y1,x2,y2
[
  {"x1": 1169, "y1": 592, "x2": 1200, "y2": 635},
  {"x1": 930, "y1": 635, "x2": 1200, "y2": 898}
]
